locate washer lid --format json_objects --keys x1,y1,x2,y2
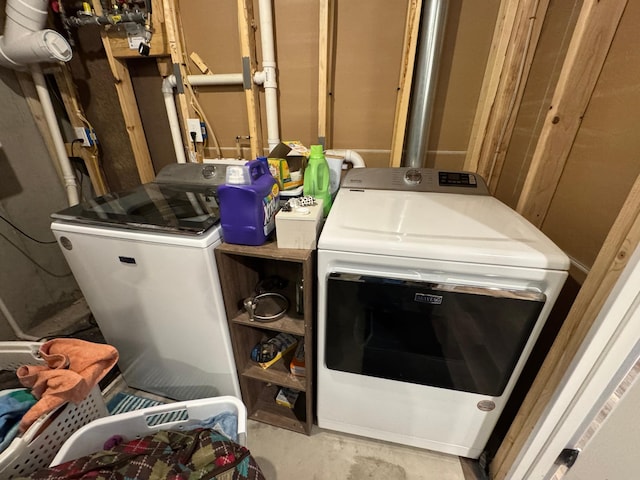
[{"x1": 318, "y1": 188, "x2": 570, "y2": 271}]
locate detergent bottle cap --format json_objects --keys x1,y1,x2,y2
[{"x1": 309, "y1": 144, "x2": 324, "y2": 158}]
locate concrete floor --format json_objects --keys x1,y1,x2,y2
[{"x1": 12, "y1": 299, "x2": 485, "y2": 480}]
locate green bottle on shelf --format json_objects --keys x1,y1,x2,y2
[{"x1": 303, "y1": 144, "x2": 332, "y2": 216}]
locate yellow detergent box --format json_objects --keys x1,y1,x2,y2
[
  {"x1": 275, "y1": 387, "x2": 300, "y2": 409},
  {"x1": 268, "y1": 142, "x2": 307, "y2": 190}
]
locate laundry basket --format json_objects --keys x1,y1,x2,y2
[
  {"x1": 0, "y1": 342, "x2": 108, "y2": 478},
  {"x1": 51, "y1": 396, "x2": 247, "y2": 466}
]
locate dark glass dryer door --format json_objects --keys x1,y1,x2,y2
[{"x1": 325, "y1": 273, "x2": 546, "y2": 396}]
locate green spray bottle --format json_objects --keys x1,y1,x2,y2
[{"x1": 303, "y1": 145, "x2": 332, "y2": 216}]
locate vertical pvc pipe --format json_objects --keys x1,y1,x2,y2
[
  {"x1": 31, "y1": 64, "x2": 79, "y2": 205},
  {"x1": 161, "y1": 76, "x2": 187, "y2": 164},
  {"x1": 257, "y1": 0, "x2": 280, "y2": 151},
  {"x1": 404, "y1": 0, "x2": 448, "y2": 168}
]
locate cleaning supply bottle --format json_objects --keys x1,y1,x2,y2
[
  {"x1": 218, "y1": 160, "x2": 280, "y2": 245},
  {"x1": 303, "y1": 145, "x2": 332, "y2": 216}
]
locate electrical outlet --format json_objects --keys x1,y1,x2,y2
[
  {"x1": 187, "y1": 118, "x2": 203, "y2": 143},
  {"x1": 74, "y1": 127, "x2": 97, "y2": 147}
]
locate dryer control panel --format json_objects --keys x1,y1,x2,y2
[{"x1": 341, "y1": 167, "x2": 490, "y2": 195}]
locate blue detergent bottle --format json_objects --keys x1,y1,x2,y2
[
  {"x1": 218, "y1": 160, "x2": 280, "y2": 246},
  {"x1": 303, "y1": 145, "x2": 332, "y2": 216}
]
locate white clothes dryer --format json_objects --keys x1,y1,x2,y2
[{"x1": 316, "y1": 168, "x2": 569, "y2": 459}]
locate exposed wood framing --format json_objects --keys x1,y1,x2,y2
[
  {"x1": 237, "y1": 0, "x2": 264, "y2": 159},
  {"x1": 162, "y1": 0, "x2": 200, "y2": 161},
  {"x1": 92, "y1": 0, "x2": 156, "y2": 183},
  {"x1": 318, "y1": 0, "x2": 335, "y2": 148},
  {"x1": 463, "y1": 0, "x2": 550, "y2": 190},
  {"x1": 389, "y1": 0, "x2": 422, "y2": 168},
  {"x1": 54, "y1": 65, "x2": 109, "y2": 195},
  {"x1": 107, "y1": 0, "x2": 169, "y2": 58},
  {"x1": 515, "y1": 0, "x2": 628, "y2": 227},
  {"x1": 463, "y1": 0, "x2": 541, "y2": 186},
  {"x1": 492, "y1": 3, "x2": 630, "y2": 476}
]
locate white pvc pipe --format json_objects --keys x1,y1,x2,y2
[
  {"x1": 0, "y1": 0, "x2": 71, "y2": 69},
  {"x1": 325, "y1": 149, "x2": 367, "y2": 168},
  {"x1": 162, "y1": 76, "x2": 187, "y2": 164},
  {"x1": 31, "y1": 64, "x2": 79, "y2": 205},
  {"x1": 187, "y1": 73, "x2": 243, "y2": 86},
  {"x1": 256, "y1": 0, "x2": 280, "y2": 151}
]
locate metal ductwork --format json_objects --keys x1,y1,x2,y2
[{"x1": 403, "y1": 0, "x2": 448, "y2": 168}]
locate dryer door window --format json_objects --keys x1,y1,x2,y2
[{"x1": 325, "y1": 273, "x2": 546, "y2": 396}]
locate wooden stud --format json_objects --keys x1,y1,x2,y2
[
  {"x1": 318, "y1": 0, "x2": 335, "y2": 148},
  {"x1": 54, "y1": 65, "x2": 109, "y2": 195},
  {"x1": 492, "y1": 3, "x2": 630, "y2": 475},
  {"x1": 464, "y1": 0, "x2": 550, "y2": 191},
  {"x1": 389, "y1": 0, "x2": 422, "y2": 168},
  {"x1": 515, "y1": 0, "x2": 628, "y2": 227},
  {"x1": 162, "y1": 0, "x2": 199, "y2": 161},
  {"x1": 237, "y1": 0, "x2": 264, "y2": 159},
  {"x1": 463, "y1": 0, "x2": 521, "y2": 177}
]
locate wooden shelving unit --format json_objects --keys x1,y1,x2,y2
[{"x1": 215, "y1": 240, "x2": 314, "y2": 435}]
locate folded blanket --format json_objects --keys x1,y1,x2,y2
[
  {"x1": 18, "y1": 428, "x2": 266, "y2": 480},
  {"x1": 0, "y1": 389, "x2": 36, "y2": 451},
  {"x1": 16, "y1": 339, "x2": 118, "y2": 432}
]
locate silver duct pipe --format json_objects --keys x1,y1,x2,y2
[{"x1": 403, "y1": 0, "x2": 448, "y2": 168}]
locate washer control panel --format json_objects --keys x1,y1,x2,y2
[{"x1": 342, "y1": 168, "x2": 489, "y2": 195}]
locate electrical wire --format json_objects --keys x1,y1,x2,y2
[
  {"x1": 0, "y1": 230, "x2": 72, "y2": 278},
  {"x1": 0, "y1": 215, "x2": 58, "y2": 245}
]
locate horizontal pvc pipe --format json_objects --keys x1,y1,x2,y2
[{"x1": 187, "y1": 73, "x2": 243, "y2": 86}]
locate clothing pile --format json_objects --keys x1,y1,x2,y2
[
  {"x1": 15, "y1": 428, "x2": 266, "y2": 480},
  {"x1": 0, "y1": 338, "x2": 118, "y2": 452}
]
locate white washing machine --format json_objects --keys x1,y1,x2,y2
[
  {"x1": 51, "y1": 163, "x2": 240, "y2": 401},
  {"x1": 317, "y1": 168, "x2": 569, "y2": 459}
]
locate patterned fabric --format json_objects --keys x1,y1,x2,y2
[{"x1": 18, "y1": 428, "x2": 265, "y2": 480}]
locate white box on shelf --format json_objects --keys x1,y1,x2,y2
[{"x1": 276, "y1": 199, "x2": 323, "y2": 249}]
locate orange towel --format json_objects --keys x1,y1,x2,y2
[{"x1": 16, "y1": 339, "x2": 118, "y2": 432}]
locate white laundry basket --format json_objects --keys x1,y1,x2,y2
[
  {"x1": 51, "y1": 396, "x2": 247, "y2": 466},
  {"x1": 0, "y1": 342, "x2": 108, "y2": 478}
]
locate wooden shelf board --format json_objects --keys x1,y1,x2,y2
[
  {"x1": 241, "y1": 363, "x2": 306, "y2": 392},
  {"x1": 216, "y1": 239, "x2": 312, "y2": 263},
  {"x1": 231, "y1": 311, "x2": 305, "y2": 336},
  {"x1": 249, "y1": 384, "x2": 309, "y2": 434}
]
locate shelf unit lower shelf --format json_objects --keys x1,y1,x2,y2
[{"x1": 215, "y1": 240, "x2": 315, "y2": 436}]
